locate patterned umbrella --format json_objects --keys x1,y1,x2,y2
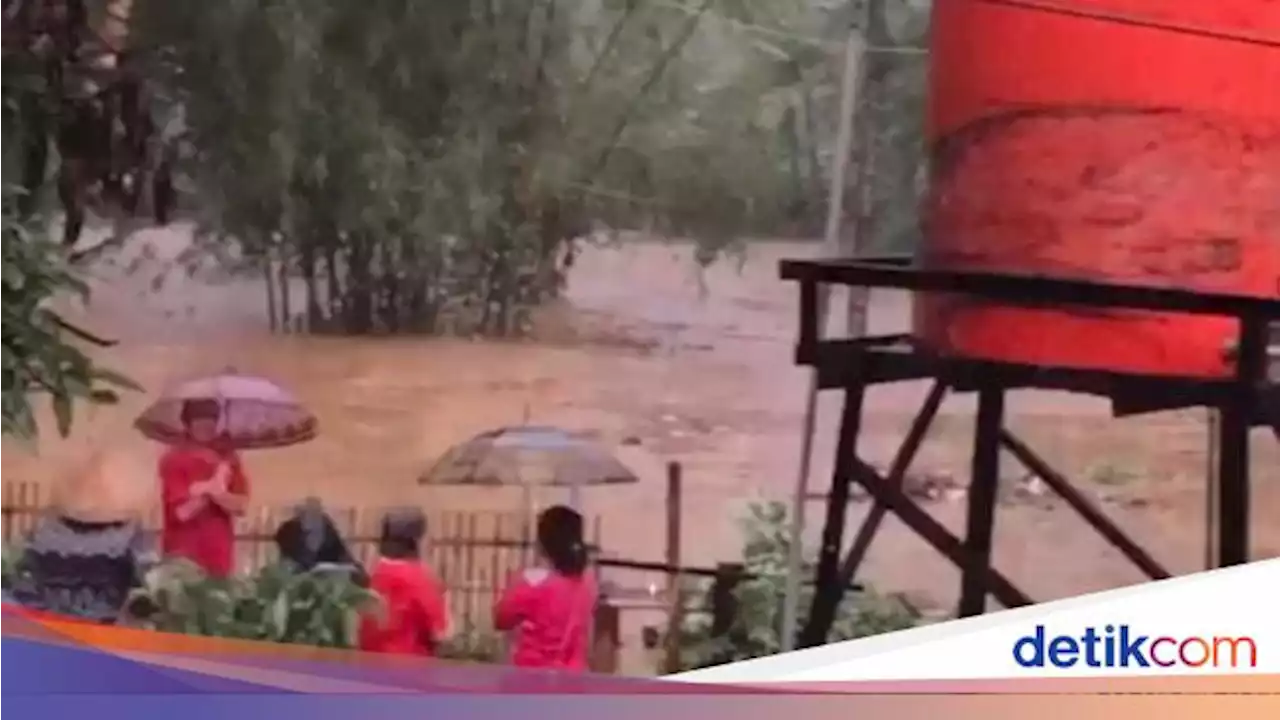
[
  {"x1": 417, "y1": 426, "x2": 637, "y2": 488},
  {"x1": 133, "y1": 372, "x2": 318, "y2": 450}
]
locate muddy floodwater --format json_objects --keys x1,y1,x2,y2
[{"x1": 5, "y1": 225, "x2": 1278, "y2": 621}]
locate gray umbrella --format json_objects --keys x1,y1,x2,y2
[{"x1": 417, "y1": 426, "x2": 638, "y2": 489}]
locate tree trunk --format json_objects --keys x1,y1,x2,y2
[
  {"x1": 799, "y1": 83, "x2": 824, "y2": 235},
  {"x1": 376, "y1": 240, "x2": 399, "y2": 333},
  {"x1": 301, "y1": 240, "x2": 320, "y2": 333},
  {"x1": 276, "y1": 251, "x2": 292, "y2": 333},
  {"x1": 346, "y1": 236, "x2": 373, "y2": 334},
  {"x1": 15, "y1": 91, "x2": 50, "y2": 221},
  {"x1": 263, "y1": 254, "x2": 279, "y2": 334},
  {"x1": 325, "y1": 244, "x2": 342, "y2": 329},
  {"x1": 398, "y1": 226, "x2": 429, "y2": 333}
]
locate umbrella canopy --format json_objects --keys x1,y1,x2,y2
[
  {"x1": 418, "y1": 426, "x2": 638, "y2": 488},
  {"x1": 134, "y1": 372, "x2": 318, "y2": 450}
]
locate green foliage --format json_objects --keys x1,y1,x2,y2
[
  {"x1": 3, "y1": 0, "x2": 174, "y2": 249},
  {"x1": 6, "y1": 0, "x2": 932, "y2": 346},
  {"x1": 437, "y1": 622, "x2": 506, "y2": 663},
  {"x1": 131, "y1": 0, "x2": 858, "y2": 337},
  {"x1": 856, "y1": 0, "x2": 930, "y2": 255},
  {"x1": 2, "y1": 542, "x2": 29, "y2": 590},
  {"x1": 126, "y1": 558, "x2": 381, "y2": 648},
  {"x1": 5, "y1": 545, "x2": 502, "y2": 658},
  {"x1": 1, "y1": 184, "x2": 142, "y2": 441},
  {"x1": 2, "y1": 6, "x2": 145, "y2": 441},
  {"x1": 679, "y1": 501, "x2": 920, "y2": 669}
]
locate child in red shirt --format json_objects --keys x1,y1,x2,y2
[
  {"x1": 159, "y1": 399, "x2": 249, "y2": 578},
  {"x1": 359, "y1": 508, "x2": 450, "y2": 656},
  {"x1": 494, "y1": 505, "x2": 597, "y2": 671}
]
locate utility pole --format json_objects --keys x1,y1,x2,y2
[
  {"x1": 781, "y1": 0, "x2": 926, "y2": 650},
  {"x1": 843, "y1": 0, "x2": 897, "y2": 339},
  {"x1": 779, "y1": 0, "x2": 874, "y2": 654}
]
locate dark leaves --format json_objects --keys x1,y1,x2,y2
[
  {"x1": 1, "y1": 183, "x2": 141, "y2": 440},
  {"x1": 4, "y1": 0, "x2": 177, "y2": 248}
]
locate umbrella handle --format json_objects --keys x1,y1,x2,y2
[{"x1": 216, "y1": 392, "x2": 232, "y2": 450}]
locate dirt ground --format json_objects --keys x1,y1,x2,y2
[{"x1": 4, "y1": 225, "x2": 1278, "y2": 625}]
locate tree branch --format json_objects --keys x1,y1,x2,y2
[
  {"x1": 583, "y1": 0, "x2": 714, "y2": 184},
  {"x1": 54, "y1": 314, "x2": 118, "y2": 347}
]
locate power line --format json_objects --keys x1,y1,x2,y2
[{"x1": 974, "y1": 0, "x2": 1280, "y2": 49}]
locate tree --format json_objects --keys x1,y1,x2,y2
[
  {"x1": 133, "y1": 0, "x2": 831, "y2": 337},
  {"x1": 852, "y1": 0, "x2": 929, "y2": 255},
  {"x1": 4, "y1": 0, "x2": 174, "y2": 249},
  {"x1": 2, "y1": 0, "x2": 145, "y2": 440},
  {"x1": 746, "y1": 0, "x2": 930, "y2": 255}
]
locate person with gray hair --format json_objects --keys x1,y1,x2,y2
[{"x1": 357, "y1": 507, "x2": 451, "y2": 656}]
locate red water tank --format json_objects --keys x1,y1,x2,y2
[{"x1": 915, "y1": 0, "x2": 1280, "y2": 378}]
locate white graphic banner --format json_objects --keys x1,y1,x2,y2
[{"x1": 673, "y1": 559, "x2": 1279, "y2": 682}]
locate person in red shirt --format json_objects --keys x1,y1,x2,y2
[
  {"x1": 494, "y1": 505, "x2": 597, "y2": 671},
  {"x1": 158, "y1": 399, "x2": 250, "y2": 578},
  {"x1": 358, "y1": 508, "x2": 450, "y2": 656}
]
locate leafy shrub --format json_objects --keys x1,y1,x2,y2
[
  {"x1": 437, "y1": 622, "x2": 505, "y2": 663},
  {"x1": 5, "y1": 548, "x2": 506, "y2": 657},
  {"x1": 1, "y1": 183, "x2": 141, "y2": 441},
  {"x1": 2, "y1": 542, "x2": 27, "y2": 590},
  {"x1": 678, "y1": 502, "x2": 920, "y2": 670},
  {"x1": 126, "y1": 558, "x2": 381, "y2": 648}
]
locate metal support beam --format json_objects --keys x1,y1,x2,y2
[
  {"x1": 836, "y1": 380, "x2": 948, "y2": 589},
  {"x1": 799, "y1": 385, "x2": 867, "y2": 649},
  {"x1": 851, "y1": 458, "x2": 1032, "y2": 608},
  {"x1": 958, "y1": 385, "x2": 1005, "y2": 617},
  {"x1": 999, "y1": 429, "x2": 1171, "y2": 580},
  {"x1": 1217, "y1": 317, "x2": 1267, "y2": 566}
]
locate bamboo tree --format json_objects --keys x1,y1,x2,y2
[{"x1": 131, "y1": 0, "x2": 915, "y2": 338}]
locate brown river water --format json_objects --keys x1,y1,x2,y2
[{"x1": 4, "y1": 224, "x2": 1278, "y2": 620}]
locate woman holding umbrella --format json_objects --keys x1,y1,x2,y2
[
  {"x1": 157, "y1": 399, "x2": 250, "y2": 578},
  {"x1": 137, "y1": 371, "x2": 318, "y2": 578}
]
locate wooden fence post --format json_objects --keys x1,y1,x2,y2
[
  {"x1": 710, "y1": 562, "x2": 746, "y2": 666},
  {"x1": 591, "y1": 599, "x2": 621, "y2": 674},
  {"x1": 663, "y1": 461, "x2": 684, "y2": 673}
]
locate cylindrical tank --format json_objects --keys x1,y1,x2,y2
[{"x1": 916, "y1": 0, "x2": 1280, "y2": 378}]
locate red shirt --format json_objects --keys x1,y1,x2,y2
[
  {"x1": 359, "y1": 558, "x2": 449, "y2": 656},
  {"x1": 494, "y1": 568, "x2": 596, "y2": 671},
  {"x1": 159, "y1": 445, "x2": 248, "y2": 578}
]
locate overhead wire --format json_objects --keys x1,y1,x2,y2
[
  {"x1": 973, "y1": 0, "x2": 1280, "y2": 49},
  {"x1": 561, "y1": 0, "x2": 1277, "y2": 210},
  {"x1": 659, "y1": 0, "x2": 1280, "y2": 51}
]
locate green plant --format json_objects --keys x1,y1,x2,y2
[
  {"x1": 437, "y1": 622, "x2": 505, "y2": 663},
  {"x1": 127, "y1": 558, "x2": 381, "y2": 648},
  {"x1": 0, "y1": 184, "x2": 141, "y2": 441},
  {"x1": 678, "y1": 501, "x2": 920, "y2": 670},
  {"x1": 129, "y1": 0, "x2": 913, "y2": 338},
  {"x1": 3, "y1": 2, "x2": 147, "y2": 441},
  {"x1": 2, "y1": 542, "x2": 28, "y2": 590}
]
